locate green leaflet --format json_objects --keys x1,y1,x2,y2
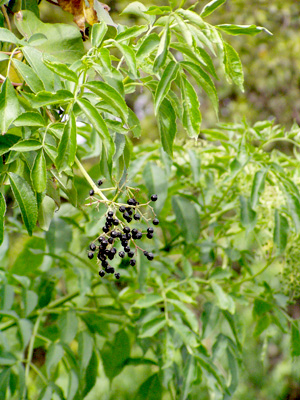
[
  {"x1": 273, "y1": 210, "x2": 289, "y2": 254},
  {"x1": 217, "y1": 24, "x2": 272, "y2": 36},
  {"x1": 31, "y1": 149, "x2": 47, "y2": 193},
  {"x1": 181, "y1": 74, "x2": 201, "y2": 138},
  {"x1": 84, "y1": 81, "x2": 129, "y2": 122},
  {"x1": 181, "y1": 61, "x2": 219, "y2": 118},
  {"x1": 77, "y1": 98, "x2": 114, "y2": 176},
  {"x1": 56, "y1": 113, "x2": 77, "y2": 171},
  {"x1": 12, "y1": 59, "x2": 45, "y2": 93},
  {"x1": 200, "y1": 0, "x2": 227, "y2": 18},
  {"x1": 13, "y1": 112, "x2": 45, "y2": 127},
  {"x1": 223, "y1": 41, "x2": 244, "y2": 92},
  {"x1": 91, "y1": 22, "x2": 108, "y2": 47},
  {"x1": 43, "y1": 60, "x2": 78, "y2": 83},
  {"x1": 157, "y1": 99, "x2": 176, "y2": 156},
  {"x1": 0, "y1": 78, "x2": 20, "y2": 134},
  {"x1": 8, "y1": 173, "x2": 38, "y2": 236},
  {"x1": 154, "y1": 60, "x2": 179, "y2": 115},
  {"x1": 23, "y1": 90, "x2": 74, "y2": 108},
  {"x1": 153, "y1": 22, "x2": 170, "y2": 72}
]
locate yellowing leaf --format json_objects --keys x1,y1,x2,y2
[{"x1": 58, "y1": 0, "x2": 109, "y2": 31}]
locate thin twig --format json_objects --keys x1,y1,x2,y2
[{"x1": 1, "y1": 5, "x2": 11, "y2": 31}]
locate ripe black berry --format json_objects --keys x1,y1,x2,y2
[
  {"x1": 89, "y1": 243, "x2": 96, "y2": 251},
  {"x1": 113, "y1": 219, "x2": 119, "y2": 225},
  {"x1": 126, "y1": 208, "x2": 133, "y2": 216},
  {"x1": 134, "y1": 213, "x2": 141, "y2": 220},
  {"x1": 110, "y1": 230, "x2": 118, "y2": 238},
  {"x1": 99, "y1": 270, "x2": 105, "y2": 277},
  {"x1": 126, "y1": 233, "x2": 132, "y2": 240},
  {"x1": 123, "y1": 212, "x2": 130, "y2": 219},
  {"x1": 132, "y1": 228, "x2": 138, "y2": 235},
  {"x1": 107, "y1": 211, "x2": 114, "y2": 218},
  {"x1": 123, "y1": 226, "x2": 130, "y2": 234},
  {"x1": 88, "y1": 252, "x2": 94, "y2": 259},
  {"x1": 101, "y1": 260, "x2": 108, "y2": 268},
  {"x1": 136, "y1": 232, "x2": 143, "y2": 239},
  {"x1": 151, "y1": 194, "x2": 158, "y2": 202},
  {"x1": 97, "y1": 179, "x2": 103, "y2": 186},
  {"x1": 103, "y1": 226, "x2": 109, "y2": 233},
  {"x1": 119, "y1": 251, "x2": 125, "y2": 258},
  {"x1": 108, "y1": 237, "x2": 114, "y2": 244},
  {"x1": 124, "y1": 246, "x2": 130, "y2": 253},
  {"x1": 98, "y1": 236, "x2": 105, "y2": 242},
  {"x1": 125, "y1": 216, "x2": 132, "y2": 223},
  {"x1": 115, "y1": 272, "x2": 120, "y2": 279},
  {"x1": 143, "y1": 251, "x2": 149, "y2": 257},
  {"x1": 128, "y1": 250, "x2": 134, "y2": 258},
  {"x1": 127, "y1": 198, "x2": 136, "y2": 206},
  {"x1": 119, "y1": 206, "x2": 126, "y2": 213},
  {"x1": 107, "y1": 266, "x2": 115, "y2": 274},
  {"x1": 129, "y1": 259, "x2": 136, "y2": 266},
  {"x1": 101, "y1": 239, "x2": 108, "y2": 247},
  {"x1": 147, "y1": 227, "x2": 154, "y2": 234},
  {"x1": 147, "y1": 233, "x2": 153, "y2": 239},
  {"x1": 110, "y1": 247, "x2": 117, "y2": 255},
  {"x1": 153, "y1": 218, "x2": 159, "y2": 225},
  {"x1": 108, "y1": 253, "x2": 115, "y2": 260},
  {"x1": 89, "y1": 189, "x2": 94, "y2": 196},
  {"x1": 147, "y1": 252, "x2": 154, "y2": 261}
]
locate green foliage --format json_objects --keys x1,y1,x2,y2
[{"x1": 0, "y1": 1, "x2": 299, "y2": 399}]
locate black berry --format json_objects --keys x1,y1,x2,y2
[
  {"x1": 143, "y1": 251, "x2": 149, "y2": 257},
  {"x1": 147, "y1": 227, "x2": 154, "y2": 234},
  {"x1": 147, "y1": 252, "x2": 154, "y2": 261},
  {"x1": 115, "y1": 272, "x2": 120, "y2": 279},
  {"x1": 89, "y1": 243, "x2": 96, "y2": 251},
  {"x1": 107, "y1": 211, "x2": 114, "y2": 218},
  {"x1": 126, "y1": 208, "x2": 133, "y2": 216},
  {"x1": 107, "y1": 266, "x2": 115, "y2": 274},
  {"x1": 103, "y1": 226, "x2": 109, "y2": 233},
  {"x1": 123, "y1": 212, "x2": 130, "y2": 219},
  {"x1": 88, "y1": 252, "x2": 94, "y2": 259},
  {"x1": 126, "y1": 233, "x2": 132, "y2": 240},
  {"x1": 151, "y1": 194, "x2": 158, "y2": 202},
  {"x1": 99, "y1": 270, "x2": 105, "y2": 277},
  {"x1": 129, "y1": 259, "x2": 136, "y2": 266},
  {"x1": 147, "y1": 233, "x2": 153, "y2": 239},
  {"x1": 123, "y1": 226, "x2": 130, "y2": 234},
  {"x1": 153, "y1": 218, "x2": 159, "y2": 226},
  {"x1": 97, "y1": 179, "x2": 103, "y2": 186},
  {"x1": 134, "y1": 213, "x2": 141, "y2": 220},
  {"x1": 110, "y1": 230, "x2": 118, "y2": 238},
  {"x1": 119, "y1": 206, "x2": 126, "y2": 213},
  {"x1": 119, "y1": 251, "x2": 125, "y2": 258},
  {"x1": 136, "y1": 232, "x2": 142, "y2": 239},
  {"x1": 127, "y1": 198, "x2": 136, "y2": 206},
  {"x1": 98, "y1": 236, "x2": 105, "y2": 242},
  {"x1": 128, "y1": 250, "x2": 134, "y2": 258},
  {"x1": 113, "y1": 219, "x2": 119, "y2": 225},
  {"x1": 125, "y1": 216, "x2": 132, "y2": 223},
  {"x1": 89, "y1": 189, "x2": 94, "y2": 196},
  {"x1": 110, "y1": 247, "x2": 117, "y2": 255},
  {"x1": 132, "y1": 228, "x2": 138, "y2": 235},
  {"x1": 101, "y1": 260, "x2": 108, "y2": 268},
  {"x1": 124, "y1": 246, "x2": 130, "y2": 253},
  {"x1": 108, "y1": 237, "x2": 114, "y2": 244}
]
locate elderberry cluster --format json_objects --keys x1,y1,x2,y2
[{"x1": 87, "y1": 193, "x2": 159, "y2": 279}]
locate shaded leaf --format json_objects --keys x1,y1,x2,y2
[
  {"x1": 0, "y1": 78, "x2": 20, "y2": 134},
  {"x1": 8, "y1": 173, "x2": 38, "y2": 236},
  {"x1": 31, "y1": 150, "x2": 47, "y2": 193}
]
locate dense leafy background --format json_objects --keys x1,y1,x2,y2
[{"x1": 1, "y1": 0, "x2": 300, "y2": 399}]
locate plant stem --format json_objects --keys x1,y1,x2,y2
[
  {"x1": 1, "y1": 5, "x2": 11, "y2": 31},
  {"x1": 232, "y1": 257, "x2": 275, "y2": 287},
  {"x1": 74, "y1": 156, "x2": 108, "y2": 202},
  {"x1": 25, "y1": 312, "x2": 43, "y2": 387}
]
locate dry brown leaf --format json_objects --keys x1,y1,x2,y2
[{"x1": 57, "y1": 0, "x2": 110, "y2": 31}]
